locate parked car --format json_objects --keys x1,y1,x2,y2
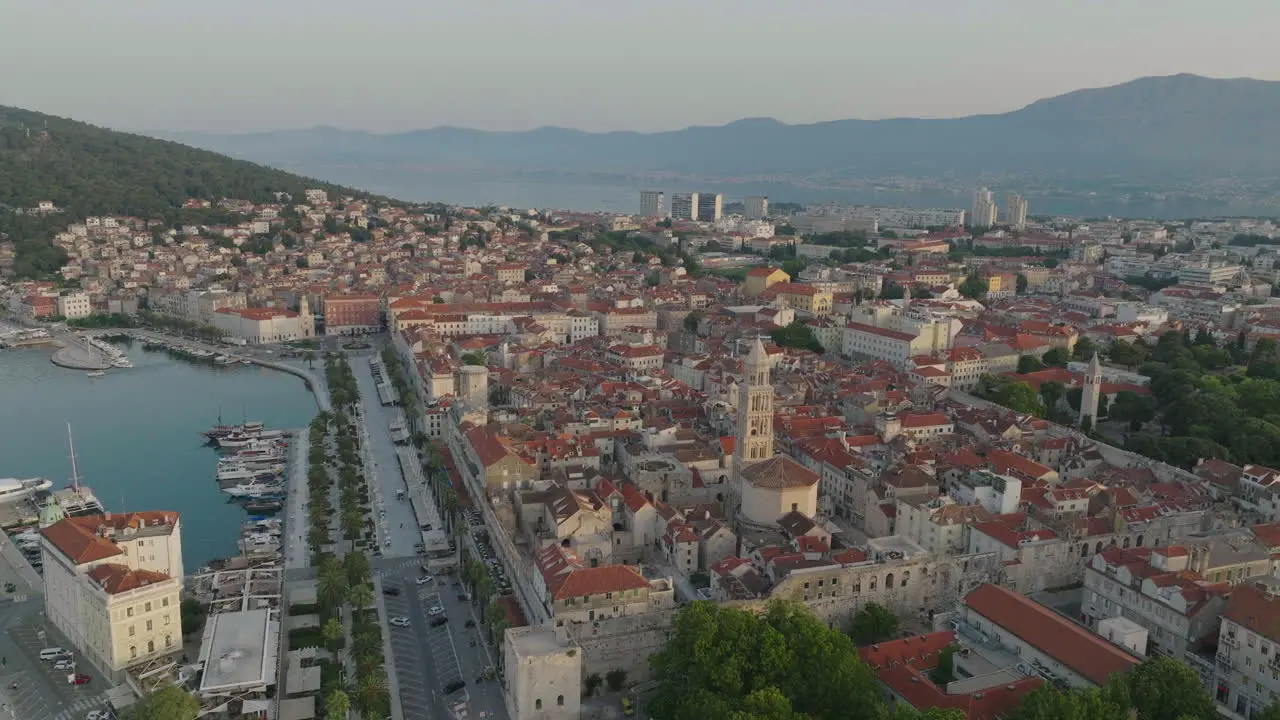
[
  {"x1": 444, "y1": 680, "x2": 466, "y2": 694},
  {"x1": 430, "y1": 617, "x2": 448, "y2": 628},
  {"x1": 382, "y1": 587, "x2": 401, "y2": 597},
  {"x1": 54, "y1": 659, "x2": 76, "y2": 671},
  {"x1": 464, "y1": 619, "x2": 476, "y2": 628},
  {"x1": 428, "y1": 605, "x2": 445, "y2": 616},
  {"x1": 70, "y1": 673, "x2": 91, "y2": 685},
  {"x1": 416, "y1": 576, "x2": 433, "y2": 586},
  {"x1": 86, "y1": 711, "x2": 113, "y2": 720},
  {"x1": 389, "y1": 617, "x2": 410, "y2": 628},
  {"x1": 39, "y1": 648, "x2": 71, "y2": 661}
]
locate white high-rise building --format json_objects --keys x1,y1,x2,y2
[
  {"x1": 969, "y1": 188, "x2": 997, "y2": 229},
  {"x1": 639, "y1": 190, "x2": 665, "y2": 217},
  {"x1": 671, "y1": 192, "x2": 699, "y2": 221},
  {"x1": 744, "y1": 196, "x2": 769, "y2": 220},
  {"x1": 1005, "y1": 193, "x2": 1028, "y2": 230}
]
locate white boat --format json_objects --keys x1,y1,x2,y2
[
  {"x1": 215, "y1": 466, "x2": 281, "y2": 483},
  {"x1": 111, "y1": 357, "x2": 133, "y2": 368},
  {"x1": 0, "y1": 477, "x2": 53, "y2": 505},
  {"x1": 86, "y1": 371, "x2": 105, "y2": 378},
  {"x1": 217, "y1": 429, "x2": 286, "y2": 449},
  {"x1": 223, "y1": 480, "x2": 285, "y2": 498}
]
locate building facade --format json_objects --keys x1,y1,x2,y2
[
  {"x1": 670, "y1": 193, "x2": 699, "y2": 221},
  {"x1": 640, "y1": 191, "x2": 665, "y2": 218},
  {"x1": 40, "y1": 512, "x2": 184, "y2": 680},
  {"x1": 744, "y1": 196, "x2": 769, "y2": 220}
]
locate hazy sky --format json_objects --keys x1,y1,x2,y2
[{"x1": 3, "y1": 0, "x2": 1279, "y2": 134}]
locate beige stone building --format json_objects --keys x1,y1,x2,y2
[{"x1": 40, "y1": 511, "x2": 184, "y2": 680}]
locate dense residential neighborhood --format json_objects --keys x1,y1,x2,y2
[{"x1": 7, "y1": 186, "x2": 1280, "y2": 720}]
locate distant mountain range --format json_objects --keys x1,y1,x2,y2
[{"x1": 157, "y1": 74, "x2": 1280, "y2": 185}]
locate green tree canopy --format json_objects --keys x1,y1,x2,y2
[
  {"x1": 648, "y1": 600, "x2": 882, "y2": 720},
  {"x1": 770, "y1": 320, "x2": 824, "y2": 353},
  {"x1": 122, "y1": 685, "x2": 200, "y2": 720},
  {"x1": 846, "y1": 602, "x2": 900, "y2": 646},
  {"x1": 959, "y1": 273, "x2": 989, "y2": 299}
]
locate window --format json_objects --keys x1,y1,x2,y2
[
  {"x1": 162, "y1": 597, "x2": 169, "y2": 607},
  {"x1": 126, "y1": 607, "x2": 134, "y2": 617},
  {"x1": 146, "y1": 620, "x2": 153, "y2": 631},
  {"x1": 130, "y1": 646, "x2": 137, "y2": 659},
  {"x1": 147, "y1": 640, "x2": 155, "y2": 653},
  {"x1": 128, "y1": 625, "x2": 136, "y2": 637},
  {"x1": 536, "y1": 700, "x2": 543, "y2": 710},
  {"x1": 164, "y1": 615, "x2": 171, "y2": 626},
  {"x1": 165, "y1": 635, "x2": 172, "y2": 648},
  {"x1": 144, "y1": 602, "x2": 152, "y2": 612},
  {"x1": 557, "y1": 695, "x2": 565, "y2": 706}
]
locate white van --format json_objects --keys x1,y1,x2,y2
[{"x1": 39, "y1": 648, "x2": 71, "y2": 661}]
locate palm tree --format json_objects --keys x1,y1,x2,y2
[
  {"x1": 475, "y1": 574, "x2": 495, "y2": 609},
  {"x1": 352, "y1": 672, "x2": 388, "y2": 715},
  {"x1": 351, "y1": 626, "x2": 382, "y2": 665},
  {"x1": 318, "y1": 558, "x2": 350, "y2": 610},
  {"x1": 322, "y1": 618, "x2": 345, "y2": 652},
  {"x1": 340, "y1": 548, "x2": 371, "y2": 584},
  {"x1": 348, "y1": 583, "x2": 374, "y2": 611},
  {"x1": 324, "y1": 689, "x2": 350, "y2": 720},
  {"x1": 305, "y1": 350, "x2": 317, "y2": 369}
]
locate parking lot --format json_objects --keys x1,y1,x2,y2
[
  {"x1": 4, "y1": 622, "x2": 112, "y2": 720},
  {"x1": 380, "y1": 571, "x2": 468, "y2": 720}
]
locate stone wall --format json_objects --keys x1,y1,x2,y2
[{"x1": 560, "y1": 609, "x2": 679, "y2": 681}]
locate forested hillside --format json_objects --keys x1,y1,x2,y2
[{"x1": 0, "y1": 105, "x2": 384, "y2": 278}]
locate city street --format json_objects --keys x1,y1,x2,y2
[{"x1": 351, "y1": 354, "x2": 420, "y2": 558}]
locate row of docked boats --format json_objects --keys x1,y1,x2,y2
[
  {"x1": 240, "y1": 516, "x2": 283, "y2": 556},
  {"x1": 205, "y1": 421, "x2": 291, "y2": 512},
  {"x1": 141, "y1": 336, "x2": 253, "y2": 366}
]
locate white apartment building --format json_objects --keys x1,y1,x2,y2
[
  {"x1": 41, "y1": 511, "x2": 184, "y2": 680},
  {"x1": 639, "y1": 191, "x2": 665, "y2": 218},
  {"x1": 56, "y1": 292, "x2": 93, "y2": 320},
  {"x1": 970, "y1": 188, "x2": 997, "y2": 229},
  {"x1": 1005, "y1": 194, "x2": 1028, "y2": 231},
  {"x1": 1179, "y1": 263, "x2": 1243, "y2": 288},
  {"x1": 212, "y1": 304, "x2": 314, "y2": 345},
  {"x1": 744, "y1": 196, "x2": 769, "y2": 220},
  {"x1": 1215, "y1": 580, "x2": 1280, "y2": 718}
]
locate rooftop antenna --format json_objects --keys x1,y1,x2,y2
[{"x1": 67, "y1": 422, "x2": 81, "y2": 491}]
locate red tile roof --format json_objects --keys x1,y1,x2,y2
[
  {"x1": 964, "y1": 584, "x2": 1138, "y2": 686},
  {"x1": 552, "y1": 564, "x2": 651, "y2": 601},
  {"x1": 1223, "y1": 582, "x2": 1280, "y2": 643},
  {"x1": 42, "y1": 512, "x2": 178, "y2": 565},
  {"x1": 85, "y1": 564, "x2": 172, "y2": 594}
]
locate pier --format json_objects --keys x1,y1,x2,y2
[{"x1": 48, "y1": 330, "x2": 114, "y2": 370}]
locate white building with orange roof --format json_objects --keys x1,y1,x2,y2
[{"x1": 40, "y1": 511, "x2": 184, "y2": 679}]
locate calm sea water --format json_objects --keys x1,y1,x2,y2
[{"x1": 0, "y1": 339, "x2": 318, "y2": 570}]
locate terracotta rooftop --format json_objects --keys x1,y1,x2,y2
[
  {"x1": 42, "y1": 511, "x2": 178, "y2": 565},
  {"x1": 740, "y1": 455, "x2": 820, "y2": 490},
  {"x1": 85, "y1": 563, "x2": 172, "y2": 594},
  {"x1": 964, "y1": 583, "x2": 1138, "y2": 686}
]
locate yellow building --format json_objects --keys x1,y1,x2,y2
[
  {"x1": 765, "y1": 282, "x2": 834, "y2": 316},
  {"x1": 744, "y1": 267, "x2": 790, "y2": 297}
]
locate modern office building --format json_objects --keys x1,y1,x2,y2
[
  {"x1": 1006, "y1": 193, "x2": 1028, "y2": 230},
  {"x1": 696, "y1": 193, "x2": 723, "y2": 222},
  {"x1": 744, "y1": 196, "x2": 769, "y2": 220},
  {"x1": 639, "y1": 191, "x2": 665, "y2": 218},
  {"x1": 671, "y1": 192, "x2": 699, "y2": 221},
  {"x1": 970, "y1": 188, "x2": 997, "y2": 229}
]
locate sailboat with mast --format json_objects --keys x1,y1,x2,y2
[{"x1": 49, "y1": 423, "x2": 106, "y2": 518}]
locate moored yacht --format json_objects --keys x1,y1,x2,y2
[
  {"x1": 223, "y1": 480, "x2": 285, "y2": 498},
  {"x1": 0, "y1": 477, "x2": 54, "y2": 505}
]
